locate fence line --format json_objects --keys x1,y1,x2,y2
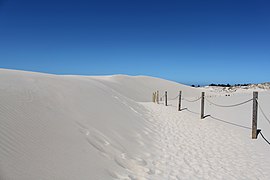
[
  {"x1": 257, "y1": 99, "x2": 270, "y2": 125},
  {"x1": 182, "y1": 97, "x2": 201, "y2": 103},
  {"x1": 205, "y1": 98, "x2": 253, "y2": 108},
  {"x1": 152, "y1": 90, "x2": 270, "y2": 144},
  {"x1": 157, "y1": 91, "x2": 251, "y2": 102},
  {"x1": 169, "y1": 95, "x2": 180, "y2": 100}
]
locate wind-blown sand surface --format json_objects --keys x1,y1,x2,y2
[{"x1": 0, "y1": 69, "x2": 270, "y2": 179}]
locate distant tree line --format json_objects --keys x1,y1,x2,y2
[
  {"x1": 190, "y1": 83, "x2": 251, "y2": 88},
  {"x1": 208, "y1": 83, "x2": 251, "y2": 87}
]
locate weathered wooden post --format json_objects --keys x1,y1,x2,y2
[
  {"x1": 252, "y1": 91, "x2": 258, "y2": 139},
  {"x1": 154, "y1": 92, "x2": 156, "y2": 103},
  {"x1": 201, "y1": 92, "x2": 205, "y2": 119},
  {"x1": 178, "y1": 91, "x2": 182, "y2": 111},
  {"x1": 157, "y1": 91, "x2": 159, "y2": 104},
  {"x1": 165, "y1": 91, "x2": 168, "y2": 106}
]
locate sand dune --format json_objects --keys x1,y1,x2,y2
[{"x1": 0, "y1": 68, "x2": 270, "y2": 179}]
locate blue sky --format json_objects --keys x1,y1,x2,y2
[{"x1": 0, "y1": 0, "x2": 269, "y2": 85}]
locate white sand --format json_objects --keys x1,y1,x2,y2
[{"x1": 0, "y1": 68, "x2": 270, "y2": 179}]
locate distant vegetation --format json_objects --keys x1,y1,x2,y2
[
  {"x1": 190, "y1": 83, "x2": 252, "y2": 88},
  {"x1": 208, "y1": 83, "x2": 251, "y2": 87}
]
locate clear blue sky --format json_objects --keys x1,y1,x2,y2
[{"x1": 0, "y1": 0, "x2": 269, "y2": 85}]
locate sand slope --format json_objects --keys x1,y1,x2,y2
[{"x1": 0, "y1": 69, "x2": 270, "y2": 179}]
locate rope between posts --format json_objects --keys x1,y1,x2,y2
[
  {"x1": 169, "y1": 95, "x2": 179, "y2": 100},
  {"x1": 257, "y1": 99, "x2": 270, "y2": 125},
  {"x1": 182, "y1": 97, "x2": 201, "y2": 103},
  {"x1": 205, "y1": 98, "x2": 253, "y2": 108}
]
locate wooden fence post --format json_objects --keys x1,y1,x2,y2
[
  {"x1": 178, "y1": 91, "x2": 182, "y2": 111},
  {"x1": 201, "y1": 92, "x2": 205, "y2": 119},
  {"x1": 165, "y1": 91, "x2": 168, "y2": 106},
  {"x1": 157, "y1": 91, "x2": 159, "y2": 104},
  {"x1": 152, "y1": 92, "x2": 154, "y2": 102},
  {"x1": 154, "y1": 92, "x2": 156, "y2": 103},
  {"x1": 252, "y1": 91, "x2": 258, "y2": 139}
]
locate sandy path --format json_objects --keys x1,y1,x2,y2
[{"x1": 132, "y1": 102, "x2": 270, "y2": 180}]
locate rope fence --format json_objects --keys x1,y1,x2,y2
[
  {"x1": 257, "y1": 99, "x2": 270, "y2": 125},
  {"x1": 152, "y1": 90, "x2": 270, "y2": 145},
  {"x1": 182, "y1": 97, "x2": 201, "y2": 103},
  {"x1": 169, "y1": 95, "x2": 179, "y2": 101},
  {"x1": 205, "y1": 98, "x2": 253, "y2": 108}
]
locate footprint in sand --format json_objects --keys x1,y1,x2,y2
[
  {"x1": 76, "y1": 121, "x2": 125, "y2": 159},
  {"x1": 114, "y1": 153, "x2": 150, "y2": 175}
]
